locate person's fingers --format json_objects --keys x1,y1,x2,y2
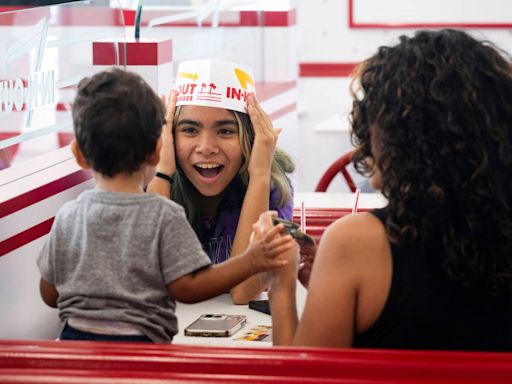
[
  {"x1": 268, "y1": 242, "x2": 294, "y2": 258},
  {"x1": 166, "y1": 90, "x2": 177, "y2": 122},
  {"x1": 249, "y1": 93, "x2": 273, "y2": 128},
  {"x1": 263, "y1": 223, "x2": 285, "y2": 241},
  {"x1": 258, "y1": 210, "x2": 278, "y2": 233},
  {"x1": 268, "y1": 234, "x2": 293, "y2": 251},
  {"x1": 248, "y1": 93, "x2": 274, "y2": 136}
]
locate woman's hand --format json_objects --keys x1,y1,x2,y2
[
  {"x1": 147, "y1": 91, "x2": 177, "y2": 197},
  {"x1": 247, "y1": 93, "x2": 281, "y2": 180},
  {"x1": 157, "y1": 90, "x2": 177, "y2": 176},
  {"x1": 297, "y1": 241, "x2": 317, "y2": 288}
]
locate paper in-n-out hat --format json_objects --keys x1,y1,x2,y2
[{"x1": 174, "y1": 59, "x2": 256, "y2": 113}]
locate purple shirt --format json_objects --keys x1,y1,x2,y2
[{"x1": 197, "y1": 186, "x2": 293, "y2": 264}]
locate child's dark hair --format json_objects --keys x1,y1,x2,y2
[{"x1": 72, "y1": 68, "x2": 165, "y2": 177}]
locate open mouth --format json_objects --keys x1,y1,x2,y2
[{"x1": 194, "y1": 163, "x2": 224, "y2": 178}]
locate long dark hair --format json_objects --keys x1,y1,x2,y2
[{"x1": 350, "y1": 29, "x2": 512, "y2": 295}]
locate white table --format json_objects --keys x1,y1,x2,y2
[{"x1": 174, "y1": 285, "x2": 307, "y2": 347}]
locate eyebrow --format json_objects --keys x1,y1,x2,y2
[{"x1": 176, "y1": 119, "x2": 238, "y2": 128}]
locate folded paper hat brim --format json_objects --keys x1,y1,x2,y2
[{"x1": 174, "y1": 59, "x2": 256, "y2": 114}]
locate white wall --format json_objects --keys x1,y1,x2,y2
[{"x1": 295, "y1": 0, "x2": 512, "y2": 192}]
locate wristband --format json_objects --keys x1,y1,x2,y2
[{"x1": 155, "y1": 172, "x2": 174, "y2": 184}]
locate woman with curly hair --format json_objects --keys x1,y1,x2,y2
[{"x1": 268, "y1": 29, "x2": 512, "y2": 350}]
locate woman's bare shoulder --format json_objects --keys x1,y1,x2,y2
[
  {"x1": 322, "y1": 212, "x2": 388, "y2": 255},
  {"x1": 320, "y1": 211, "x2": 392, "y2": 333}
]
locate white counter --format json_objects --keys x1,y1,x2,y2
[{"x1": 174, "y1": 285, "x2": 307, "y2": 347}]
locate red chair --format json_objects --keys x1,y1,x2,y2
[{"x1": 315, "y1": 150, "x2": 357, "y2": 192}]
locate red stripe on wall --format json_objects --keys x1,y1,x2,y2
[
  {"x1": 263, "y1": 9, "x2": 296, "y2": 27},
  {"x1": 0, "y1": 8, "x2": 295, "y2": 27},
  {"x1": 300, "y1": 63, "x2": 359, "y2": 77},
  {"x1": 257, "y1": 81, "x2": 296, "y2": 101},
  {"x1": 268, "y1": 103, "x2": 296, "y2": 121},
  {"x1": 0, "y1": 169, "x2": 92, "y2": 219},
  {"x1": 0, "y1": 217, "x2": 54, "y2": 257}
]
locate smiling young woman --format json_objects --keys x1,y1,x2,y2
[{"x1": 147, "y1": 90, "x2": 295, "y2": 304}]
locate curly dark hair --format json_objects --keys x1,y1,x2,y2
[
  {"x1": 350, "y1": 29, "x2": 512, "y2": 295},
  {"x1": 72, "y1": 68, "x2": 165, "y2": 177}
]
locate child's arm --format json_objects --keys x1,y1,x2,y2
[
  {"x1": 39, "y1": 278, "x2": 59, "y2": 308},
  {"x1": 168, "y1": 223, "x2": 293, "y2": 303}
]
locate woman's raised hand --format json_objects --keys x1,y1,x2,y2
[
  {"x1": 247, "y1": 93, "x2": 281, "y2": 180},
  {"x1": 157, "y1": 90, "x2": 177, "y2": 176}
]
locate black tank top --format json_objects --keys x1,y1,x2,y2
[{"x1": 353, "y1": 208, "x2": 512, "y2": 351}]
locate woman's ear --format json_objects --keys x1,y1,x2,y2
[
  {"x1": 70, "y1": 139, "x2": 91, "y2": 169},
  {"x1": 147, "y1": 136, "x2": 162, "y2": 166}
]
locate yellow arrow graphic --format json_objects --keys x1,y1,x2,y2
[
  {"x1": 235, "y1": 68, "x2": 254, "y2": 90},
  {"x1": 178, "y1": 72, "x2": 199, "y2": 81}
]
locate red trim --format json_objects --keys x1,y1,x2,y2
[
  {"x1": 122, "y1": 9, "x2": 135, "y2": 26},
  {"x1": 257, "y1": 81, "x2": 296, "y2": 101},
  {"x1": 93, "y1": 40, "x2": 173, "y2": 66},
  {"x1": 348, "y1": 0, "x2": 512, "y2": 29},
  {"x1": 0, "y1": 169, "x2": 92, "y2": 219},
  {"x1": 0, "y1": 8, "x2": 294, "y2": 27},
  {"x1": 57, "y1": 132, "x2": 74, "y2": 148},
  {"x1": 0, "y1": 217, "x2": 54, "y2": 257},
  {"x1": 56, "y1": 103, "x2": 71, "y2": 111},
  {"x1": 0, "y1": 6, "x2": 27, "y2": 12},
  {"x1": 268, "y1": 103, "x2": 296, "y2": 121},
  {"x1": 263, "y1": 9, "x2": 296, "y2": 27},
  {"x1": 300, "y1": 63, "x2": 358, "y2": 77},
  {"x1": 132, "y1": 9, "x2": 296, "y2": 28},
  {"x1": 348, "y1": 0, "x2": 354, "y2": 28},
  {"x1": 0, "y1": 132, "x2": 20, "y2": 158},
  {"x1": 239, "y1": 10, "x2": 259, "y2": 26}
]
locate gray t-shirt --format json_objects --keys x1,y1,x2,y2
[{"x1": 37, "y1": 189, "x2": 211, "y2": 342}]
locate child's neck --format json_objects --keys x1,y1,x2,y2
[{"x1": 94, "y1": 170, "x2": 145, "y2": 194}]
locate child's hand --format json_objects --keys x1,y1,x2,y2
[{"x1": 247, "y1": 211, "x2": 295, "y2": 272}]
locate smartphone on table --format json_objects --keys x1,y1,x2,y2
[{"x1": 184, "y1": 314, "x2": 247, "y2": 337}]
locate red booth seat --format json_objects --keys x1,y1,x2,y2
[{"x1": 0, "y1": 339, "x2": 510, "y2": 383}]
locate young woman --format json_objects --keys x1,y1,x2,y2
[
  {"x1": 148, "y1": 91, "x2": 294, "y2": 304},
  {"x1": 268, "y1": 29, "x2": 512, "y2": 350}
]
